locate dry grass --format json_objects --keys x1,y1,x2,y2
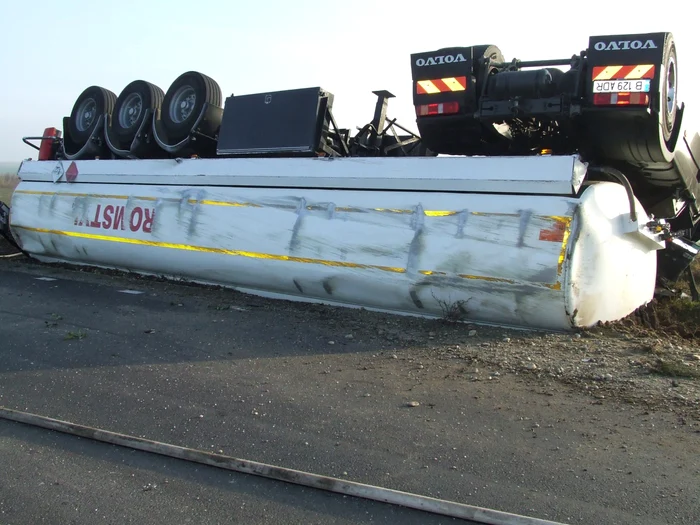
[
  {"x1": 610, "y1": 295, "x2": 700, "y2": 339},
  {"x1": 648, "y1": 358, "x2": 700, "y2": 379},
  {"x1": 623, "y1": 258, "x2": 700, "y2": 339},
  {"x1": 589, "y1": 258, "x2": 700, "y2": 340},
  {"x1": 0, "y1": 173, "x2": 19, "y2": 205}
]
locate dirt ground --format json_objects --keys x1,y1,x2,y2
[{"x1": 297, "y1": 297, "x2": 700, "y2": 424}]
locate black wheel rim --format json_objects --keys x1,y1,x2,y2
[
  {"x1": 169, "y1": 85, "x2": 197, "y2": 123},
  {"x1": 118, "y1": 92, "x2": 144, "y2": 129},
  {"x1": 75, "y1": 97, "x2": 97, "y2": 131}
]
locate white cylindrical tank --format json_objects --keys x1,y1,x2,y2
[{"x1": 8, "y1": 156, "x2": 663, "y2": 330}]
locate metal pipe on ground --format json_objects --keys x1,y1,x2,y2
[{"x1": 0, "y1": 406, "x2": 569, "y2": 525}]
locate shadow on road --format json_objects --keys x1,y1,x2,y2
[{"x1": 0, "y1": 260, "x2": 467, "y2": 374}]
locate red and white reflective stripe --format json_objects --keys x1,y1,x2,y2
[
  {"x1": 593, "y1": 92, "x2": 649, "y2": 106},
  {"x1": 416, "y1": 102, "x2": 460, "y2": 116},
  {"x1": 416, "y1": 76, "x2": 467, "y2": 95},
  {"x1": 592, "y1": 64, "x2": 655, "y2": 81}
]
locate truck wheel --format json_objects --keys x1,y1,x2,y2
[
  {"x1": 471, "y1": 45, "x2": 504, "y2": 94},
  {"x1": 162, "y1": 71, "x2": 222, "y2": 140},
  {"x1": 113, "y1": 80, "x2": 164, "y2": 142},
  {"x1": 583, "y1": 33, "x2": 680, "y2": 169},
  {"x1": 68, "y1": 86, "x2": 117, "y2": 143},
  {"x1": 471, "y1": 45, "x2": 504, "y2": 66},
  {"x1": 660, "y1": 34, "x2": 678, "y2": 143}
]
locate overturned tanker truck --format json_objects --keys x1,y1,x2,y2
[{"x1": 2, "y1": 31, "x2": 699, "y2": 331}]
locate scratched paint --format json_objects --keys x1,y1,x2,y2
[{"x1": 9, "y1": 162, "x2": 660, "y2": 330}]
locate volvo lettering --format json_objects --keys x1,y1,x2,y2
[
  {"x1": 415, "y1": 54, "x2": 467, "y2": 67},
  {"x1": 593, "y1": 39, "x2": 659, "y2": 51}
]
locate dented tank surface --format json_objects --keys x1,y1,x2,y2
[{"x1": 8, "y1": 156, "x2": 661, "y2": 330}]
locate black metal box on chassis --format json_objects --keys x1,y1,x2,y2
[{"x1": 216, "y1": 87, "x2": 334, "y2": 156}]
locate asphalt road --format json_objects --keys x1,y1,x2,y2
[
  {"x1": 0, "y1": 418, "x2": 462, "y2": 525},
  {"x1": 1, "y1": 259, "x2": 698, "y2": 524}
]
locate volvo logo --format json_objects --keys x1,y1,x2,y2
[
  {"x1": 415, "y1": 54, "x2": 467, "y2": 67},
  {"x1": 593, "y1": 40, "x2": 658, "y2": 51}
]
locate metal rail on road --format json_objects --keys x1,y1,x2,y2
[{"x1": 0, "y1": 406, "x2": 569, "y2": 525}]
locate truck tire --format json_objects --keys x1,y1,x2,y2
[
  {"x1": 660, "y1": 34, "x2": 678, "y2": 143},
  {"x1": 68, "y1": 86, "x2": 117, "y2": 143},
  {"x1": 161, "y1": 71, "x2": 222, "y2": 140},
  {"x1": 471, "y1": 45, "x2": 504, "y2": 85},
  {"x1": 112, "y1": 80, "x2": 164, "y2": 143}
]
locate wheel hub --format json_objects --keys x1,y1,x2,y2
[
  {"x1": 76, "y1": 98, "x2": 97, "y2": 132},
  {"x1": 666, "y1": 57, "x2": 677, "y2": 117},
  {"x1": 119, "y1": 92, "x2": 144, "y2": 129},
  {"x1": 170, "y1": 86, "x2": 197, "y2": 123}
]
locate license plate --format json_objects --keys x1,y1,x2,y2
[{"x1": 593, "y1": 79, "x2": 651, "y2": 93}]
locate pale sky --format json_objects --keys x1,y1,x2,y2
[{"x1": 0, "y1": 0, "x2": 697, "y2": 161}]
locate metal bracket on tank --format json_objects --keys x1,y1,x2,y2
[
  {"x1": 572, "y1": 157, "x2": 587, "y2": 193},
  {"x1": 51, "y1": 162, "x2": 65, "y2": 183},
  {"x1": 619, "y1": 217, "x2": 666, "y2": 251}
]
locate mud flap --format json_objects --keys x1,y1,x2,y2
[
  {"x1": 0, "y1": 201, "x2": 24, "y2": 254},
  {"x1": 656, "y1": 236, "x2": 700, "y2": 286}
]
